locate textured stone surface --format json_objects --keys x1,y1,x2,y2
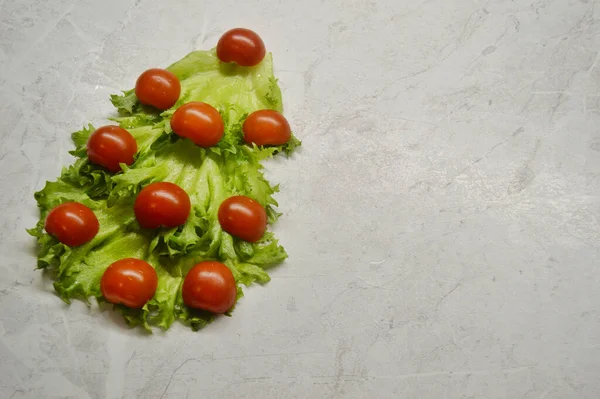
[{"x1": 1, "y1": 0, "x2": 599, "y2": 398}]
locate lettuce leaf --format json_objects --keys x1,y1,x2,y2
[{"x1": 29, "y1": 48, "x2": 300, "y2": 331}]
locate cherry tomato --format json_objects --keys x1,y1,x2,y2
[
  {"x1": 135, "y1": 68, "x2": 181, "y2": 110},
  {"x1": 216, "y1": 28, "x2": 266, "y2": 67},
  {"x1": 100, "y1": 258, "x2": 158, "y2": 308},
  {"x1": 134, "y1": 182, "x2": 191, "y2": 229},
  {"x1": 44, "y1": 202, "x2": 99, "y2": 247},
  {"x1": 86, "y1": 125, "x2": 138, "y2": 173},
  {"x1": 243, "y1": 110, "x2": 291, "y2": 146},
  {"x1": 218, "y1": 196, "x2": 267, "y2": 242},
  {"x1": 182, "y1": 261, "x2": 237, "y2": 313},
  {"x1": 170, "y1": 102, "x2": 224, "y2": 147}
]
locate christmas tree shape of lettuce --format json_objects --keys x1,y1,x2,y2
[{"x1": 28, "y1": 49, "x2": 300, "y2": 331}]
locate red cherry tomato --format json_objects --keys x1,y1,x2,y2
[
  {"x1": 135, "y1": 68, "x2": 181, "y2": 110},
  {"x1": 182, "y1": 261, "x2": 237, "y2": 313},
  {"x1": 170, "y1": 102, "x2": 224, "y2": 147},
  {"x1": 216, "y1": 28, "x2": 266, "y2": 67},
  {"x1": 44, "y1": 202, "x2": 99, "y2": 247},
  {"x1": 134, "y1": 182, "x2": 191, "y2": 229},
  {"x1": 243, "y1": 110, "x2": 291, "y2": 146},
  {"x1": 218, "y1": 196, "x2": 267, "y2": 242},
  {"x1": 100, "y1": 258, "x2": 158, "y2": 308},
  {"x1": 86, "y1": 125, "x2": 138, "y2": 173}
]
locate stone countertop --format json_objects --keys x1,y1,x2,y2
[{"x1": 1, "y1": 0, "x2": 599, "y2": 398}]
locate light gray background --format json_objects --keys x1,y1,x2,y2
[{"x1": 1, "y1": 0, "x2": 599, "y2": 398}]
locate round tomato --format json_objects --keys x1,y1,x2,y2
[
  {"x1": 134, "y1": 182, "x2": 191, "y2": 229},
  {"x1": 170, "y1": 102, "x2": 224, "y2": 147},
  {"x1": 86, "y1": 125, "x2": 138, "y2": 173},
  {"x1": 218, "y1": 196, "x2": 267, "y2": 242},
  {"x1": 216, "y1": 28, "x2": 266, "y2": 67},
  {"x1": 100, "y1": 258, "x2": 158, "y2": 308},
  {"x1": 44, "y1": 202, "x2": 99, "y2": 247},
  {"x1": 135, "y1": 68, "x2": 181, "y2": 110},
  {"x1": 243, "y1": 110, "x2": 291, "y2": 146},
  {"x1": 182, "y1": 261, "x2": 237, "y2": 313}
]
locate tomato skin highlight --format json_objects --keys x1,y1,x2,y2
[
  {"x1": 243, "y1": 110, "x2": 291, "y2": 146},
  {"x1": 134, "y1": 182, "x2": 191, "y2": 229},
  {"x1": 170, "y1": 102, "x2": 224, "y2": 147},
  {"x1": 218, "y1": 196, "x2": 267, "y2": 243},
  {"x1": 86, "y1": 125, "x2": 138, "y2": 173},
  {"x1": 182, "y1": 261, "x2": 237, "y2": 313},
  {"x1": 44, "y1": 202, "x2": 99, "y2": 247},
  {"x1": 100, "y1": 258, "x2": 158, "y2": 309},
  {"x1": 216, "y1": 28, "x2": 266, "y2": 67},
  {"x1": 135, "y1": 68, "x2": 181, "y2": 110}
]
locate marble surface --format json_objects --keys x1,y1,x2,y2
[{"x1": 1, "y1": 0, "x2": 600, "y2": 398}]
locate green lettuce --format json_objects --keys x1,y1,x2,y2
[{"x1": 29, "y1": 48, "x2": 300, "y2": 331}]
